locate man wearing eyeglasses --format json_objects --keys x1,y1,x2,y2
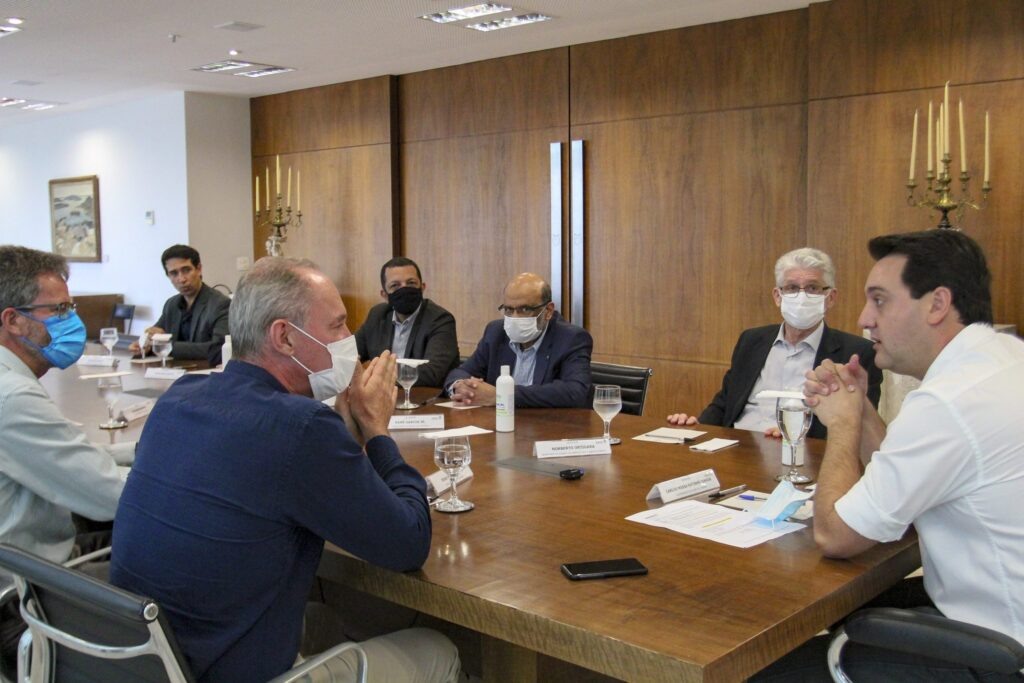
[
  {"x1": 444, "y1": 272, "x2": 592, "y2": 408},
  {"x1": 0, "y1": 245, "x2": 133, "y2": 678},
  {"x1": 667, "y1": 247, "x2": 881, "y2": 439}
]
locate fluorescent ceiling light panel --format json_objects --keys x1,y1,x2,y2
[
  {"x1": 215, "y1": 21, "x2": 263, "y2": 32},
  {"x1": 192, "y1": 60, "x2": 254, "y2": 73},
  {"x1": 466, "y1": 13, "x2": 552, "y2": 31},
  {"x1": 234, "y1": 66, "x2": 294, "y2": 78},
  {"x1": 0, "y1": 98, "x2": 26, "y2": 107},
  {"x1": 421, "y1": 3, "x2": 511, "y2": 24},
  {"x1": 0, "y1": 98, "x2": 60, "y2": 111},
  {"x1": 0, "y1": 25, "x2": 21, "y2": 37}
]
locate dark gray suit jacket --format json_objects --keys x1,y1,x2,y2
[
  {"x1": 699, "y1": 324, "x2": 882, "y2": 440},
  {"x1": 354, "y1": 299, "x2": 459, "y2": 388},
  {"x1": 154, "y1": 283, "x2": 231, "y2": 363}
]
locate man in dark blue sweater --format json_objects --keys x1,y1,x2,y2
[{"x1": 111, "y1": 257, "x2": 460, "y2": 683}]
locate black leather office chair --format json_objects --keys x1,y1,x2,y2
[
  {"x1": 108, "y1": 303, "x2": 136, "y2": 336},
  {"x1": 0, "y1": 544, "x2": 367, "y2": 683},
  {"x1": 827, "y1": 607, "x2": 1024, "y2": 682},
  {"x1": 590, "y1": 362, "x2": 653, "y2": 416}
]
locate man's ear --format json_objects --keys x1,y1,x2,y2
[
  {"x1": 267, "y1": 319, "x2": 295, "y2": 355},
  {"x1": 0, "y1": 307, "x2": 27, "y2": 333},
  {"x1": 926, "y1": 286, "x2": 954, "y2": 325},
  {"x1": 379, "y1": 288, "x2": 388, "y2": 301}
]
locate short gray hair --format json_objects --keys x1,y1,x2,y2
[
  {"x1": 229, "y1": 257, "x2": 319, "y2": 358},
  {"x1": 0, "y1": 246, "x2": 70, "y2": 320},
  {"x1": 774, "y1": 248, "x2": 835, "y2": 288}
]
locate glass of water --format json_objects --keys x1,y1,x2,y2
[
  {"x1": 97, "y1": 375, "x2": 126, "y2": 429},
  {"x1": 775, "y1": 391, "x2": 813, "y2": 484},
  {"x1": 396, "y1": 362, "x2": 419, "y2": 410},
  {"x1": 593, "y1": 384, "x2": 622, "y2": 446},
  {"x1": 99, "y1": 327, "x2": 119, "y2": 356},
  {"x1": 152, "y1": 340, "x2": 173, "y2": 369},
  {"x1": 433, "y1": 436, "x2": 473, "y2": 513}
]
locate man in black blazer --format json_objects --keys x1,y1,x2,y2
[
  {"x1": 444, "y1": 273, "x2": 592, "y2": 408},
  {"x1": 668, "y1": 248, "x2": 880, "y2": 440},
  {"x1": 131, "y1": 244, "x2": 230, "y2": 364},
  {"x1": 354, "y1": 257, "x2": 459, "y2": 388}
]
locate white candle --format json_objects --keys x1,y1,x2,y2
[
  {"x1": 958, "y1": 99, "x2": 966, "y2": 174},
  {"x1": 909, "y1": 109, "x2": 918, "y2": 181},
  {"x1": 944, "y1": 81, "x2": 950, "y2": 159},
  {"x1": 927, "y1": 101, "x2": 933, "y2": 174},
  {"x1": 265, "y1": 167, "x2": 270, "y2": 210},
  {"x1": 984, "y1": 111, "x2": 990, "y2": 183},
  {"x1": 287, "y1": 167, "x2": 292, "y2": 207},
  {"x1": 255, "y1": 176, "x2": 259, "y2": 213},
  {"x1": 936, "y1": 113, "x2": 942, "y2": 174},
  {"x1": 275, "y1": 155, "x2": 281, "y2": 195},
  {"x1": 297, "y1": 171, "x2": 301, "y2": 211}
]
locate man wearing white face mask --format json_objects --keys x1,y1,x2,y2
[
  {"x1": 444, "y1": 272, "x2": 593, "y2": 408},
  {"x1": 111, "y1": 257, "x2": 462, "y2": 683},
  {"x1": 667, "y1": 248, "x2": 881, "y2": 439}
]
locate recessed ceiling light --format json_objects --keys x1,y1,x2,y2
[
  {"x1": 11, "y1": 80, "x2": 41, "y2": 87},
  {"x1": 420, "y1": 3, "x2": 512, "y2": 24},
  {"x1": 0, "y1": 98, "x2": 26, "y2": 107},
  {"x1": 192, "y1": 59, "x2": 254, "y2": 73},
  {"x1": 466, "y1": 13, "x2": 552, "y2": 31},
  {"x1": 234, "y1": 66, "x2": 294, "y2": 78},
  {"x1": 0, "y1": 97, "x2": 61, "y2": 112},
  {"x1": 228, "y1": 49, "x2": 241, "y2": 56},
  {"x1": 22, "y1": 103, "x2": 55, "y2": 111},
  {"x1": 0, "y1": 25, "x2": 21, "y2": 38},
  {"x1": 6, "y1": 17, "x2": 24, "y2": 26},
  {"x1": 215, "y1": 21, "x2": 263, "y2": 32}
]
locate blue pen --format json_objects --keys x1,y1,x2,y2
[{"x1": 739, "y1": 493, "x2": 768, "y2": 501}]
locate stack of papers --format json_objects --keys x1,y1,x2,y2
[
  {"x1": 633, "y1": 427, "x2": 706, "y2": 443},
  {"x1": 627, "y1": 499, "x2": 804, "y2": 548}
]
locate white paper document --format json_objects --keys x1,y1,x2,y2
[
  {"x1": 77, "y1": 355, "x2": 117, "y2": 367},
  {"x1": 627, "y1": 499, "x2": 804, "y2": 548},
  {"x1": 534, "y1": 438, "x2": 611, "y2": 459},
  {"x1": 633, "y1": 427, "x2": 707, "y2": 444},
  {"x1": 389, "y1": 414, "x2": 445, "y2": 430},
  {"x1": 145, "y1": 367, "x2": 186, "y2": 380},
  {"x1": 78, "y1": 370, "x2": 132, "y2": 380},
  {"x1": 716, "y1": 491, "x2": 814, "y2": 521},
  {"x1": 646, "y1": 468, "x2": 719, "y2": 503},
  {"x1": 434, "y1": 401, "x2": 480, "y2": 410},
  {"x1": 396, "y1": 358, "x2": 430, "y2": 367},
  {"x1": 418, "y1": 426, "x2": 492, "y2": 439},
  {"x1": 689, "y1": 438, "x2": 739, "y2": 453}
]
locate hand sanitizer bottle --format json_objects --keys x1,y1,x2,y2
[{"x1": 495, "y1": 365, "x2": 515, "y2": 432}]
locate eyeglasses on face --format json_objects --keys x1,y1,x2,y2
[
  {"x1": 15, "y1": 302, "x2": 78, "y2": 320},
  {"x1": 497, "y1": 301, "x2": 550, "y2": 316},
  {"x1": 779, "y1": 285, "x2": 831, "y2": 297}
]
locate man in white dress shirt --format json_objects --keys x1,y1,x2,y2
[
  {"x1": 0, "y1": 245, "x2": 133, "y2": 677},
  {"x1": 755, "y1": 229, "x2": 1024, "y2": 680}
]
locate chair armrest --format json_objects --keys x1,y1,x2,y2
[
  {"x1": 268, "y1": 641, "x2": 367, "y2": 683},
  {"x1": 65, "y1": 546, "x2": 112, "y2": 569},
  {"x1": 845, "y1": 607, "x2": 1024, "y2": 674}
]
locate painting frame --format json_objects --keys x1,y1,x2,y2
[{"x1": 49, "y1": 175, "x2": 101, "y2": 263}]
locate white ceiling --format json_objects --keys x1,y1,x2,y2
[{"x1": 0, "y1": 0, "x2": 809, "y2": 128}]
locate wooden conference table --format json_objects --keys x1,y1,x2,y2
[{"x1": 42, "y1": 352, "x2": 920, "y2": 682}]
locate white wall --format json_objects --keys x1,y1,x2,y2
[
  {"x1": 0, "y1": 91, "x2": 253, "y2": 328},
  {"x1": 184, "y1": 93, "x2": 253, "y2": 294}
]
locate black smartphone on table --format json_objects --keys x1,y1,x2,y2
[{"x1": 560, "y1": 558, "x2": 648, "y2": 581}]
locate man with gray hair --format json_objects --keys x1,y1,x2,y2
[
  {"x1": 110, "y1": 257, "x2": 461, "y2": 682},
  {"x1": 668, "y1": 247, "x2": 881, "y2": 439},
  {"x1": 0, "y1": 245, "x2": 133, "y2": 677}
]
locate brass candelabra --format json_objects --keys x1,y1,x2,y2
[{"x1": 906, "y1": 154, "x2": 991, "y2": 230}]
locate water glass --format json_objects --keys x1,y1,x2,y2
[
  {"x1": 97, "y1": 375, "x2": 126, "y2": 429},
  {"x1": 99, "y1": 327, "x2": 118, "y2": 356},
  {"x1": 593, "y1": 384, "x2": 622, "y2": 445},
  {"x1": 433, "y1": 436, "x2": 473, "y2": 513},
  {"x1": 775, "y1": 392, "x2": 813, "y2": 484},
  {"x1": 397, "y1": 362, "x2": 419, "y2": 409},
  {"x1": 153, "y1": 340, "x2": 173, "y2": 368}
]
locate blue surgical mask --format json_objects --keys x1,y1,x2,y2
[{"x1": 18, "y1": 311, "x2": 87, "y2": 369}]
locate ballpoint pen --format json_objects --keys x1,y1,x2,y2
[
  {"x1": 709, "y1": 484, "x2": 746, "y2": 500},
  {"x1": 739, "y1": 493, "x2": 768, "y2": 501}
]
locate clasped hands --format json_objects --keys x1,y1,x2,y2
[
  {"x1": 333, "y1": 351, "x2": 398, "y2": 444},
  {"x1": 449, "y1": 377, "x2": 497, "y2": 406},
  {"x1": 801, "y1": 353, "x2": 869, "y2": 428}
]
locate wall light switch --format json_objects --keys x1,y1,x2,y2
[
  {"x1": 144, "y1": 210, "x2": 155, "y2": 225},
  {"x1": 236, "y1": 256, "x2": 251, "y2": 271}
]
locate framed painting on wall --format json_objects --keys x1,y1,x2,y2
[{"x1": 49, "y1": 175, "x2": 101, "y2": 263}]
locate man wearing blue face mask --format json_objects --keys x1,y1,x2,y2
[
  {"x1": 667, "y1": 247, "x2": 881, "y2": 440},
  {"x1": 111, "y1": 257, "x2": 461, "y2": 683},
  {"x1": 444, "y1": 272, "x2": 593, "y2": 408},
  {"x1": 0, "y1": 245, "x2": 134, "y2": 678}
]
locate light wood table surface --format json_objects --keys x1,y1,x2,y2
[{"x1": 318, "y1": 397, "x2": 920, "y2": 683}]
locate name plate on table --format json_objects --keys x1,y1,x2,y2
[
  {"x1": 647, "y1": 468, "x2": 720, "y2": 503},
  {"x1": 534, "y1": 438, "x2": 611, "y2": 459},
  {"x1": 78, "y1": 370, "x2": 132, "y2": 380},
  {"x1": 77, "y1": 355, "x2": 117, "y2": 367},
  {"x1": 145, "y1": 367, "x2": 186, "y2": 380},
  {"x1": 425, "y1": 466, "x2": 474, "y2": 497},
  {"x1": 119, "y1": 399, "x2": 155, "y2": 423},
  {"x1": 389, "y1": 414, "x2": 444, "y2": 430},
  {"x1": 690, "y1": 438, "x2": 739, "y2": 453}
]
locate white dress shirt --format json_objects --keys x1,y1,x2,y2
[
  {"x1": 0, "y1": 345, "x2": 133, "y2": 566},
  {"x1": 389, "y1": 303, "x2": 423, "y2": 359},
  {"x1": 836, "y1": 324, "x2": 1024, "y2": 646}
]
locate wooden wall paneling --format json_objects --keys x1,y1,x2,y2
[
  {"x1": 807, "y1": 80, "x2": 1024, "y2": 332},
  {"x1": 400, "y1": 49, "x2": 568, "y2": 143},
  {"x1": 570, "y1": 9, "x2": 807, "y2": 126},
  {"x1": 250, "y1": 76, "x2": 394, "y2": 156},
  {"x1": 253, "y1": 146, "x2": 396, "y2": 328},
  {"x1": 402, "y1": 128, "x2": 568, "y2": 350},
  {"x1": 809, "y1": 0, "x2": 1024, "y2": 100}
]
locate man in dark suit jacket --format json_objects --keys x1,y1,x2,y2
[
  {"x1": 354, "y1": 257, "x2": 459, "y2": 388},
  {"x1": 668, "y1": 248, "x2": 881, "y2": 440},
  {"x1": 130, "y1": 244, "x2": 230, "y2": 364},
  {"x1": 444, "y1": 273, "x2": 592, "y2": 408}
]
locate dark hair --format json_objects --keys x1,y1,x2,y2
[
  {"x1": 379, "y1": 257, "x2": 422, "y2": 289},
  {"x1": 868, "y1": 229, "x2": 992, "y2": 325},
  {"x1": 0, "y1": 246, "x2": 70, "y2": 317},
  {"x1": 161, "y1": 244, "x2": 201, "y2": 272}
]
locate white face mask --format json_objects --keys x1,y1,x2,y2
[
  {"x1": 779, "y1": 291, "x2": 826, "y2": 331},
  {"x1": 504, "y1": 310, "x2": 545, "y2": 344},
  {"x1": 288, "y1": 323, "x2": 359, "y2": 401}
]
